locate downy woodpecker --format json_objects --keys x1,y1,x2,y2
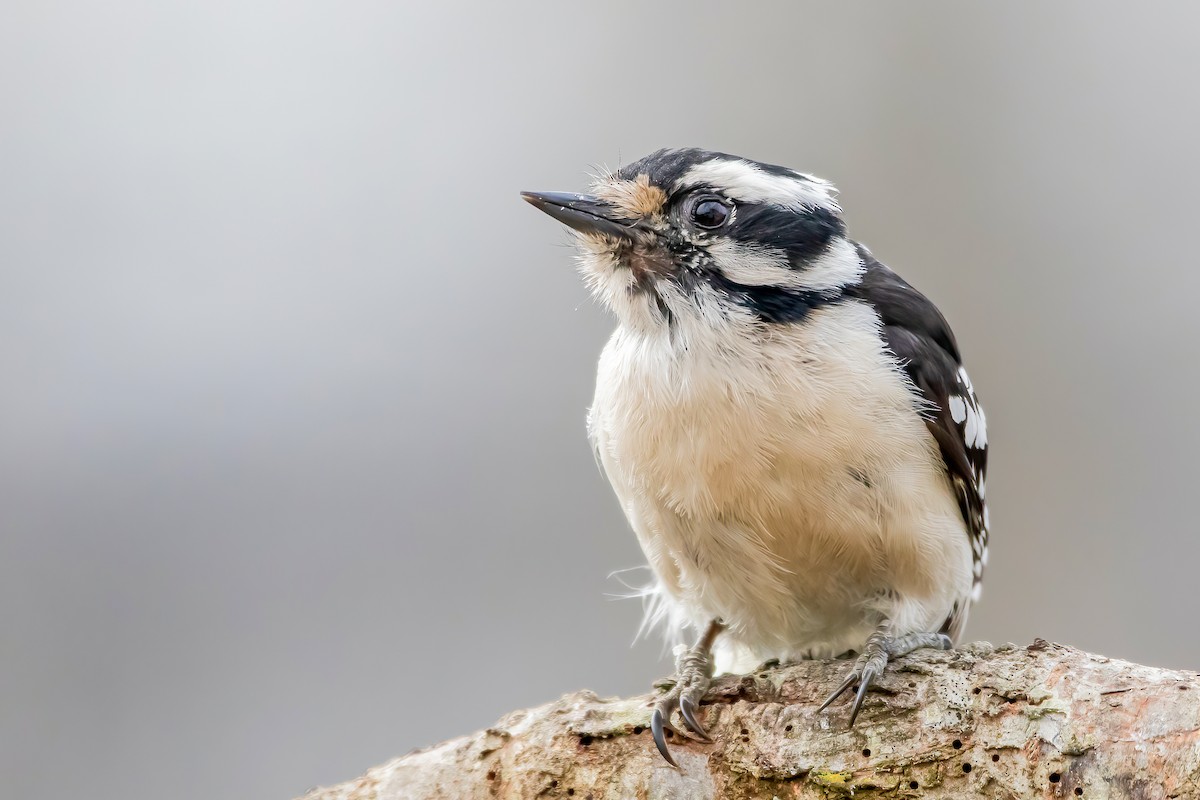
[{"x1": 522, "y1": 148, "x2": 988, "y2": 767}]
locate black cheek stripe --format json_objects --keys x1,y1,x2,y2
[{"x1": 706, "y1": 272, "x2": 846, "y2": 323}]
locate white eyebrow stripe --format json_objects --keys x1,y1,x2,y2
[{"x1": 678, "y1": 159, "x2": 840, "y2": 212}]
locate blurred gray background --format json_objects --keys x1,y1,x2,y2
[{"x1": 3, "y1": 2, "x2": 1198, "y2": 797}]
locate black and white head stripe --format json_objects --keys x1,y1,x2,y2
[
  {"x1": 616, "y1": 148, "x2": 840, "y2": 214},
  {"x1": 845, "y1": 245, "x2": 989, "y2": 614},
  {"x1": 602, "y1": 149, "x2": 856, "y2": 323}
]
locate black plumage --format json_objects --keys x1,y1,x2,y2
[{"x1": 845, "y1": 244, "x2": 989, "y2": 628}]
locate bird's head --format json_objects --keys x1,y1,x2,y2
[{"x1": 522, "y1": 148, "x2": 861, "y2": 333}]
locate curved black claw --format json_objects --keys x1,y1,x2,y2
[
  {"x1": 819, "y1": 646, "x2": 887, "y2": 727},
  {"x1": 651, "y1": 692, "x2": 713, "y2": 767},
  {"x1": 679, "y1": 695, "x2": 711, "y2": 742},
  {"x1": 649, "y1": 626, "x2": 720, "y2": 768},
  {"x1": 821, "y1": 627, "x2": 956, "y2": 726},
  {"x1": 650, "y1": 706, "x2": 679, "y2": 768},
  {"x1": 817, "y1": 670, "x2": 860, "y2": 713},
  {"x1": 847, "y1": 661, "x2": 883, "y2": 727}
]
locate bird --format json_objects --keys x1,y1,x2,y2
[{"x1": 521, "y1": 148, "x2": 988, "y2": 768}]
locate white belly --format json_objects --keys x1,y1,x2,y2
[{"x1": 589, "y1": 301, "x2": 974, "y2": 668}]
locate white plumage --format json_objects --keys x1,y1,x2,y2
[{"x1": 587, "y1": 267, "x2": 973, "y2": 673}]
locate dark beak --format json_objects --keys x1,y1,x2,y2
[{"x1": 520, "y1": 191, "x2": 647, "y2": 242}]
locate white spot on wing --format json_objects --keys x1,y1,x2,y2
[
  {"x1": 948, "y1": 395, "x2": 967, "y2": 423},
  {"x1": 957, "y1": 366, "x2": 973, "y2": 391},
  {"x1": 954, "y1": 367, "x2": 987, "y2": 450}
]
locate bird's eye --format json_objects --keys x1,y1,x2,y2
[{"x1": 691, "y1": 198, "x2": 732, "y2": 229}]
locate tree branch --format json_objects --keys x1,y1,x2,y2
[{"x1": 298, "y1": 641, "x2": 1200, "y2": 799}]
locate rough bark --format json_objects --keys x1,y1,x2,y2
[{"x1": 299, "y1": 641, "x2": 1200, "y2": 799}]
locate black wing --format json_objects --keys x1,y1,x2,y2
[{"x1": 846, "y1": 244, "x2": 988, "y2": 636}]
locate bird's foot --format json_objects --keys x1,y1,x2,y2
[
  {"x1": 651, "y1": 643, "x2": 715, "y2": 768},
  {"x1": 818, "y1": 628, "x2": 951, "y2": 726}
]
